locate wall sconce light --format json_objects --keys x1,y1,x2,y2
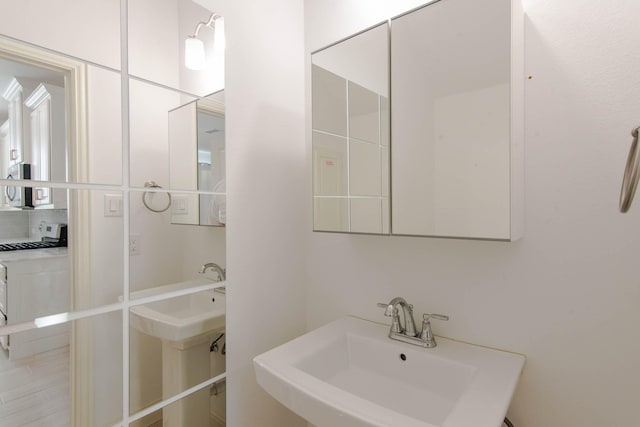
[{"x1": 185, "y1": 13, "x2": 225, "y2": 71}]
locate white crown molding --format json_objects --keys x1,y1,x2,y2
[
  {"x1": 24, "y1": 83, "x2": 51, "y2": 108},
  {"x1": 2, "y1": 77, "x2": 22, "y2": 101},
  {"x1": 23, "y1": 82, "x2": 64, "y2": 109}
]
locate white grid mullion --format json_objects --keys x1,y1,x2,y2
[
  {"x1": 120, "y1": 0, "x2": 131, "y2": 425},
  {"x1": 125, "y1": 372, "x2": 226, "y2": 426}
]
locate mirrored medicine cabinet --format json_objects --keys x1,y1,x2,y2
[
  {"x1": 311, "y1": 0, "x2": 524, "y2": 241},
  {"x1": 169, "y1": 91, "x2": 226, "y2": 227}
]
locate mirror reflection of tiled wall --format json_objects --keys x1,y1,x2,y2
[{"x1": 312, "y1": 64, "x2": 389, "y2": 234}]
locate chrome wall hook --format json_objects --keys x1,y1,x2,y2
[{"x1": 619, "y1": 126, "x2": 640, "y2": 213}]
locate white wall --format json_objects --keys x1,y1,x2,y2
[
  {"x1": 193, "y1": 0, "x2": 309, "y2": 426},
  {"x1": 306, "y1": 1, "x2": 640, "y2": 427},
  {"x1": 128, "y1": 0, "x2": 180, "y2": 88},
  {"x1": 0, "y1": 210, "x2": 28, "y2": 238},
  {"x1": 0, "y1": 0, "x2": 121, "y2": 70}
]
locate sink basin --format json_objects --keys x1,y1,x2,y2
[
  {"x1": 129, "y1": 280, "x2": 226, "y2": 342},
  {"x1": 254, "y1": 316, "x2": 525, "y2": 427}
]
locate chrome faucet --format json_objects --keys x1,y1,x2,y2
[
  {"x1": 377, "y1": 297, "x2": 418, "y2": 336},
  {"x1": 199, "y1": 262, "x2": 226, "y2": 281},
  {"x1": 377, "y1": 297, "x2": 449, "y2": 348}
]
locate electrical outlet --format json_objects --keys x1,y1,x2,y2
[{"x1": 129, "y1": 234, "x2": 140, "y2": 256}]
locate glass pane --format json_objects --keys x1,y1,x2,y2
[
  {"x1": 129, "y1": 190, "x2": 226, "y2": 298},
  {"x1": 0, "y1": 186, "x2": 70, "y2": 325},
  {"x1": 0, "y1": 328, "x2": 72, "y2": 426},
  {"x1": 0, "y1": 186, "x2": 124, "y2": 315},
  {"x1": 129, "y1": 292, "x2": 226, "y2": 416},
  {"x1": 169, "y1": 91, "x2": 226, "y2": 194},
  {"x1": 128, "y1": 0, "x2": 224, "y2": 96},
  {"x1": 74, "y1": 311, "x2": 123, "y2": 427},
  {"x1": 130, "y1": 372, "x2": 226, "y2": 427},
  {"x1": 0, "y1": 50, "x2": 123, "y2": 187},
  {"x1": 129, "y1": 78, "x2": 197, "y2": 189},
  {"x1": 85, "y1": 66, "x2": 123, "y2": 185},
  {"x1": 0, "y1": 1, "x2": 120, "y2": 70},
  {"x1": 72, "y1": 189, "x2": 125, "y2": 311},
  {"x1": 0, "y1": 311, "x2": 123, "y2": 427}
]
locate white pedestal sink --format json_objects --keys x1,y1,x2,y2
[
  {"x1": 129, "y1": 279, "x2": 226, "y2": 427},
  {"x1": 254, "y1": 316, "x2": 525, "y2": 427},
  {"x1": 161, "y1": 331, "x2": 221, "y2": 427},
  {"x1": 129, "y1": 279, "x2": 226, "y2": 341}
]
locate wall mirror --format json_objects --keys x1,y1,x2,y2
[
  {"x1": 311, "y1": 22, "x2": 390, "y2": 234},
  {"x1": 391, "y1": 0, "x2": 522, "y2": 241},
  {"x1": 169, "y1": 91, "x2": 226, "y2": 226},
  {"x1": 0, "y1": 2, "x2": 227, "y2": 424}
]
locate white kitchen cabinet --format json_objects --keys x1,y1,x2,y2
[
  {"x1": 24, "y1": 83, "x2": 67, "y2": 209},
  {"x1": 0, "y1": 120, "x2": 9, "y2": 182},
  {"x1": 1, "y1": 77, "x2": 38, "y2": 167},
  {"x1": 0, "y1": 251, "x2": 70, "y2": 360}
]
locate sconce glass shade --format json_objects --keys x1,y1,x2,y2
[{"x1": 185, "y1": 36, "x2": 206, "y2": 70}]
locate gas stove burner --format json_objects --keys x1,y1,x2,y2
[
  {"x1": 0, "y1": 223, "x2": 68, "y2": 252},
  {"x1": 0, "y1": 241, "x2": 61, "y2": 251}
]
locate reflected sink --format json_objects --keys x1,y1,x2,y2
[
  {"x1": 254, "y1": 316, "x2": 525, "y2": 427},
  {"x1": 129, "y1": 279, "x2": 226, "y2": 342}
]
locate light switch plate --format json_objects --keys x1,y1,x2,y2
[
  {"x1": 104, "y1": 194, "x2": 123, "y2": 217},
  {"x1": 172, "y1": 195, "x2": 189, "y2": 214}
]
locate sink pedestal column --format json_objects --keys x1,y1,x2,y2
[{"x1": 162, "y1": 332, "x2": 214, "y2": 427}]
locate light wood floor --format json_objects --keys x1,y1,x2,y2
[{"x1": 0, "y1": 345, "x2": 70, "y2": 426}]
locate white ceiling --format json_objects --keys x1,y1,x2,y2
[{"x1": 0, "y1": 57, "x2": 65, "y2": 122}]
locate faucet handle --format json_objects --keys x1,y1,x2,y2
[
  {"x1": 377, "y1": 302, "x2": 413, "y2": 316},
  {"x1": 377, "y1": 302, "x2": 414, "y2": 311},
  {"x1": 423, "y1": 313, "x2": 449, "y2": 322},
  {"x1": 419, "y1": 313, "x2": 449, "y2": 347},
  {"x1": 377, "y1": 302, "x2": 394, "y2": 317},
  {"x1": 377, "y1": 303, "x2": 402, "y2": 333}
]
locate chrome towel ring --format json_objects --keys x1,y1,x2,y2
[
  {"x1": 142, "y1": 180, "x2": 172, "y2": 213},
  {"x1": 619, "y1": 126, "x2": 640, "y2": 213}
]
